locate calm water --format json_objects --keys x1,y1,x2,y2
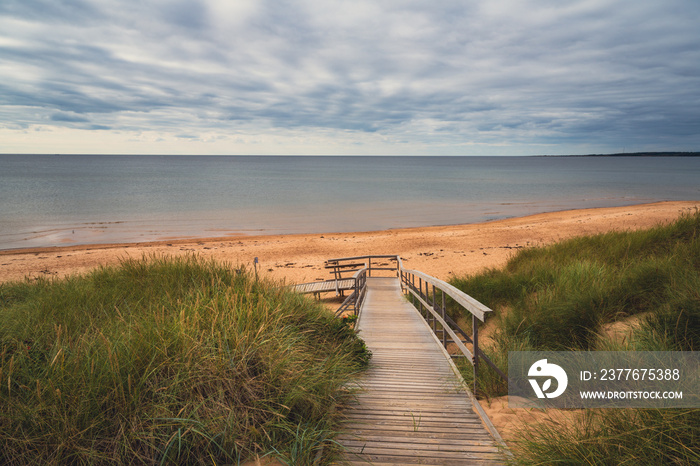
[{"x1": 1, "y1": 155, "x2": 699, "y2": 249}]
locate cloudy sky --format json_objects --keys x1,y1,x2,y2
[{"x1": 1, "y1": 0, "x2": 699, "y2": 155}]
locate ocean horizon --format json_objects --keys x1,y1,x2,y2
[{"x1": 1, "y1": 154, "x2": 699, "y2": 250}]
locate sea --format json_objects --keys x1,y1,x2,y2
[{"x1": 1, "y1": 154, "x2": 699, "y2": 250}]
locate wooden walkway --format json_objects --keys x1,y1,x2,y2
[
  {"x1": 292, "y1": 278, "x2": 356, "y2": 295},
  {"x1": 337, "y1": 277, "x2": 505, "y2": 465}
]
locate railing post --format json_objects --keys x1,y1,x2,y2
[
  {"x1": 418, "y1": 277, "x2": 423, "y2": 317},
  {"x1": 410, "y1": 274, "x2": 415, "y2": 305},
  {"x1": 441, "y1": 291, "x2": 447, "y2": 348},
  {"x1": 418, "y1": 277, "x2": 423, "y2": 316},
  {"x1": 426, "y1": 283, "x2": 430, "y2": 321},
  {"x1": 354, "y1": 275, "x2": 359, "y2": 316},
  {"x1": 472, "y1": 314, "x2": 479, "y2": 397},
  {"x1": 431, "y1": 285, "x2": 437, "y2": 331}
]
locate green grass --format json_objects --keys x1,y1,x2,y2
[
  {"x1": 0, "y1": 255, "x2": 370, "y2": 465},
  {"x1": 449, "y1": 210, "x2": 700, "y2": 464},
  {"x1": 512, "y1": 408, "x2": 700, "y2": 465},
  {"x1": 451, "y1": 210, "x2": 700, "y2": 355}
]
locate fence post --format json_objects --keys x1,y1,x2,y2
[
  {"x1": 431, "y1": 285, "x2": 437, "y2": 331},
  {"x1": 418, "y1": 277, "x2": 423, "y2": 316},
  {"x1": 354, "y1": 275, "x2": 359, "y2": 316},
  {"x1": 410, "y1": 274, "x2": 415, "y2": 306},
  {"x1": 472, "y1": 314, "x2": 479, "y2": 397},
  {"x1": 441, "y1": 291, "x2": 446, "y2": 348}
]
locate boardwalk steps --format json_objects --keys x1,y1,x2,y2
[{"x1": 336, "y1": 277, "x2": 506, "y2": 465}]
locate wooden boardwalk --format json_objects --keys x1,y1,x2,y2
[
  {"x1": 292, "y1": 278, "x2": 356, "y2": 295},
  {"x1": 337, "y1": 277, "x2": 505, "y2": 465}
]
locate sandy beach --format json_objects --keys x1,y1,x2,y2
[
  {"x1": 2, "y1": 201, "x2": 697, "y2": 286},
  {"x1": 1, "y1": 200, "x2": 698, "y2": 446}
]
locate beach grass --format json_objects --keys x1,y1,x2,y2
[
  {"x1": 449, "y1": 210, "x2": 700, "y2": 464},
  {"x1": 512, "y1": 407, "x2": 700, "y2": 465},
  {"x1": 0, "y1": 255, "x2": 370, "y2": 465},
  {"x1": 451, "y1": 209, "x2": 700, "y2": 355}
]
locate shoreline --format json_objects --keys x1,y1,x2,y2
[
  {"x1": 2, "y1": 201, "x2": 697, "y2": 285},
  {"x1": 0, "y1": 200, "x2": 660, "y2": 252},
  {"x1": 3, "y1": 199, "x2": 697, "y2": 255}
]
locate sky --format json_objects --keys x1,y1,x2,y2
[{"x1": 1, "y1": 0, "x2": 699, "y2": 156}]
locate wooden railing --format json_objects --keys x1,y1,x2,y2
[
  {"x1": 396, "y1": 257, "x2": 507, "y2": 396},
  {"x1": 326, "y1": 255, "x2": 398, "y2": 317},
  {"x1": 325, "y1": 255, "x2": 399, "y2": 279},
  {"x1": 334, "y1": 267, "x2": 368, "y2": 317},
  {"x1": 326, "y1": 255, "x2": 507, "y2": 396}
]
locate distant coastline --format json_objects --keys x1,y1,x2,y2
[
  {"x1": 1, "y1": 151, "x2": 699, "y2": 158},
  {"x1": 548, "y1": 151, "x2": 700, "y2": 157}
]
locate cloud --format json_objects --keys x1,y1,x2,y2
[
  {"x1": 50, "y1": 112, "x2": 89, "y2": 123},
  {"x1": 0, "y1": 0, "x2": 699, "y2": 154},
  {"x1": 0, "y1": 0, "x2": 102, "y2": 24}
]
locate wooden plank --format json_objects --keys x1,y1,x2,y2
[
  {"x1": 344, "y1": 460, "x2": 497, "y2": 466},
  {"x1": 341, "y1": 428, "x2": 494, "y2": 440},
  {"x1": 343, "y1": 455, "x2": 502, "y2": 466},
  {"x1": 326, "y1": 255, "x2": 399, "y2": 263},
  {"x1": 335, "y1": 277, "x2": 506, "y2": 465},
  {"x1": 342, "y1": 424, "x2": 495, "y2": 436},
  {"x1": 341, "y1": 412, "x2": 487, "y2": 425},
  {"x1": 324, "y1": 262, "x2": 366, "y2": 269},
  {"x1": 291, "y1": 278, "x2": 355, "y2": 294},
  {"x1": 342, "y1": 445, "x2": 502, "y2": 460},
  {"x1": 338, "y1": 438, "x2": 499, "y2": 452}
]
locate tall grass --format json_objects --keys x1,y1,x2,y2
[
  {"x1": 449, "y1": 210, "x2": 700, "y2": 464},
  {"x1": 512, "y1": 408, "x2": 700, "y2": 465},
  {"x1": 0, "y1": 255, "x2": 369, "y2": 465},
  {"x1": 451, "y1": 210, "x2": 700, "y2": 357}
]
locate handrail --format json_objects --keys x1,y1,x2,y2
[
  {"x1": 326, "y1": 254, "x2": 399, "y2": 262},
  {"x1": 326, "y1": 255, "x2": 399, "y2": 277},
  {"x1": 334, "y1": 267, "x2": 368, "y2": 317},
  {"x1": 400, "y1": 268, "x2": 491, "y2": 321},
  {"x1": 396, "y1": 255, "x2": 490, "y2": 321},
  {"x1": 395, "y1": 255, "x2": 507, "y2": 395}
]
